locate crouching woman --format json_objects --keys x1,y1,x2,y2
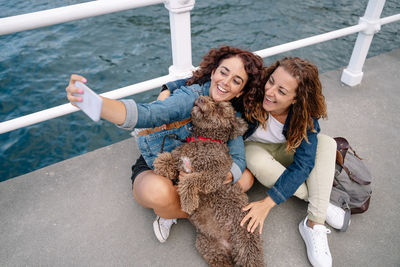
[{"x1": 241, "y1": 57, "x2": 337, "y2": 267}]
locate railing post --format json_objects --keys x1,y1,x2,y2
[
  {"x1": 341, "y1": 0, "x2": 385, "y2": 86},
  {"x1": 164, "y1": 0, "x2": 196, "y2": 79}
]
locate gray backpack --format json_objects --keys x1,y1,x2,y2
[{"x1": 329, "y1": 137, "x2": 372, "y2": 231}]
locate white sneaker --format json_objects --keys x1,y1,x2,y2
[
  {"x1": 299, "y1": 216, "x2": 332, "y2": 267},
  {"x1": 326, "y1": 203, "x2": 351, "y2": 231},
  {"x1": 153, "y1": 216, "x2": 177, "y2": 243}
]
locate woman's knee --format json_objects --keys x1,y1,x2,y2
[
  {"x1": 317, "y1": 134, "x2": 337, "y2": 152},
  {"x1": 133, "y1": 171, "x2": 177, "y2": 207}
]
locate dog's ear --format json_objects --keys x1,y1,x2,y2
[
  {"x1": 230, "y1": 116, "x2": 248, "y2": 140},
  {"x1": 178, "y1": 174, "x2": 200, "y2": 214}
]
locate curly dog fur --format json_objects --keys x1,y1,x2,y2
[{"x1": 154, "y1": 96, "x2": 264, "y2": 267}]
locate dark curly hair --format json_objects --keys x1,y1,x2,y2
[
  {"x1": 252, "y1": 57, "x2": 327, "y2": 152},
  {"x1": 186, "y1": 46, "x2": 264, "y2": 120}
]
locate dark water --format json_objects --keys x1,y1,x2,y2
[{"x1": 0, "y1": 0, "x2": 399, "y2": 181}]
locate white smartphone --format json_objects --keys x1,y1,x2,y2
[{"x1": 73, "y1": 81, "x2": 103, "y2": 122}]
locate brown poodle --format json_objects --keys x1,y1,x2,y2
[{"x1": 153, "y1": 96, "x2": 265, "y2": 267}]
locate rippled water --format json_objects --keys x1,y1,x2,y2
[{"x1": 0, "y1": 0, "x2": 399, "y2": 181}]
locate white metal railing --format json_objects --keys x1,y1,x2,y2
[
  {"x1": 0, "y1": 0, "x2": 196, "y2": 134},
  {"x1": 0, "y1": 0, "x2": 399, "y2": 134},
  {"x1": 341, "y1": 0, "x2": 387, "y2": 86},
  {"x1": 0, "y1": 0, "x2": 164, "y2": 35}
]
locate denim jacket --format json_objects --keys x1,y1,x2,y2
[
  {"x1": 117, "y1": 81, "x2": 246, "y2": 182},
  {"x1": 245, "y1": 109, "x2": 320, "y2": 205}
]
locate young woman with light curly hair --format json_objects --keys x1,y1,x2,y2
[{"x1": 240, "y1": 57, "x2": 343, "y2": 267}]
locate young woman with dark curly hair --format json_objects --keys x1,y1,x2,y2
[
  {"x1": 240, "y1": 57, "x2": 340, "y2": 267},
  {"x1": 66, "y1": 46, "x2": 264, "y2": 243}
]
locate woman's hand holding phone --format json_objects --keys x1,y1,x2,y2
[{"x1": 66, "y1": 74, "x2": 103, "y2": 122}]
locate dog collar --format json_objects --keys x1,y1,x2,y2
[{"x1": 186, "y1": 136, "x2": 223, "y2": 144}]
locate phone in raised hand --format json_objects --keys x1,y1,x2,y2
[{"x1": 73, "y1": 81, "x2": 103, "y2": 122}]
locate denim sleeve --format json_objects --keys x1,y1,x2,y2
[
  {"x1": 116, "y1": 85, "x2": 199, "y2": 130},
  {"x1": 267, "y1": 123, "x2": 319, "y2": 205},
  {"x1": 115, "y1": 99, "x2": 138, "y2": 130},
  {"x1": 136, "y1": 84, "x2": 201, "y2": 128},
  {"x1": 227, "y1": 135, "x2": 246, "y2": 183},
  {"x1": 161, "y1": 78, "x2": 189, "y2": 93}
]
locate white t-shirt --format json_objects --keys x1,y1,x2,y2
[{"x1": 246, "y1": 114, "x2": 286, "y2": 143}]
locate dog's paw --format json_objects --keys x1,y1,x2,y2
[{"x1": 153, "y1": 152, "x2": 178, "y2": 179}]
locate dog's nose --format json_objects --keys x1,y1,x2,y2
[
  {"x1": 194, "y1": 97, "x2": 205, "y2": 108},
  {"x1": 195, "y1": 97, "x2": 204, "y2": 105}
]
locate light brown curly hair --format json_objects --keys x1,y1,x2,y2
[
  {"x1": 186, "y1": 45, "x2": 264, "y2": 119},
  {"x1": 251, "y1": 57, "x2": 327, "y2": 152}
]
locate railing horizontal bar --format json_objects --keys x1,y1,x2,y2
[
  {"x1": 101, "y1": 74, "x2": 173, "y2": 100},
  {"x1": 0, "y1": 0, "x2": 164, "y2": 36},
  {"x1": 380, "y1": 14, "x2": 400, "y2": 25},
  {"x1": 0, "y1": 5, "x2": 398, "y2": 135},
  {"x1": 254, "y1": 24, "x2": 366, "y2": 58},
  {"x1": 0, "y1": 74, "x2": 173, "y2": 134},
  {"x1": 254, "y1": 14, "x2": 400, "y2": 59}
]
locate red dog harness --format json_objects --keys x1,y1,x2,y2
[{"x1": 186, "y1": 136, "x2": 223, "y2": 144}]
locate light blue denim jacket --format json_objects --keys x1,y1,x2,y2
[{"x1": 117, "y1": 81, "x2": 246, "y2": 182}]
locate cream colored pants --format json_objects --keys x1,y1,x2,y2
[{"x1": 245, "y1": 134, "x2": 336, "y2": 224}]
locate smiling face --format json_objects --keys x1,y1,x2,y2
[
  {"x1": 263, "y1": 66, "x2": 298, "y2": 117},
  {"x1": 209, "y1": 56, "x2": 248, "y2": 102}
]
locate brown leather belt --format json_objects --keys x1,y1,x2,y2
[{"x1": 137, "y1": 118, "x2": 192, "y2": 137}]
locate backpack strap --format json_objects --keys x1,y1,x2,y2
[
  {"x1": 334, "y1": 137, "x2": 371, "y2": 186},
  {"x1": 340, "y1": 208, "x2": 351, "y2": 232},
  {"x1": 338, "y1": 164, "x2": 371, "y2": 185},
  {"x1": 334, "y1": 137, "x2": 364, "y2": 161},
  {"x1": 334, "y1": 137, "x2": 350, "y2": 161}
]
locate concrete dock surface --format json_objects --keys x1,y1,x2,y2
[{"x1": 1, "y1": 49, "x2": 400, "y2": 267}]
